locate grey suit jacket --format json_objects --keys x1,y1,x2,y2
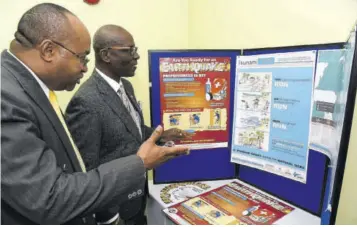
[
  {"x1": 1, "y1": 50, "x2": 146, "y2": 225},
  {"x1": 65, "y1": 70, "x2": 154, "y2": 221}
]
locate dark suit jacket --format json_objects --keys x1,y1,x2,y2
[
  {"x1": 65, "y1": 70, "x2": 154, "y2": 221},
  {"x1": 1, "y1": 50, "x2": 146, "y2": 225}
]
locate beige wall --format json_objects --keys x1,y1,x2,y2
[
  {"x1": 0, "y1": 0, "x2": 189, "y2": 124},
  {"x1": 188, "y1": 0, "x2": 357, "y2": 49},
  {"x1": 0, "y1": 0, "x2": 356, "y2": 224},
  {"x1": 336, "y1": 96, "x2": 357, "y2": 225}
]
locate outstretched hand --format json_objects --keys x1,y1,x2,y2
[
  {"x1": 137, "y1": 126, "x2": 190, "y2": 169},
  {"x1": 160, "y1": 128, "x2": 194, "y2": 143}
]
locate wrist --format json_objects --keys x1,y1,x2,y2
[{"x1": 137, "y1": 154, "x2": 147, "y2": 169}]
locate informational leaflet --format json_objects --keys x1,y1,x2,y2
[
  {"x1": 310, "y1": 49, "x2": 345, "y2": 159},
  {"x1": 159, "y1": 57, "x2": 231, "y2": 149},
  {"x1": 315, "y1": 27, "x2": 356, "y2": 214},
  {"x1": 163, "y1": 181, "x2": 294, "y2": 225},
  {"x1": 230, "y1": 51, "x2": 316, "y2": 183}
]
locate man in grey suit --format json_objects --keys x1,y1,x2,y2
[
  {"x1": 65, "y1": 25, "x2": 191, "y2": 224},
  {"x1": 1, "y1": 3, "x2": 189, "y2": 225}
]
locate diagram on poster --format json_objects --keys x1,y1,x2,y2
[
  {"x1": 231, "y1": 51, "x2": 316, "y2": 183},
  {"x1": 163, "y1": 181, "x2": 294, "y2": 225},
  {"x1": 159, "y1": 57, "x2": 231, "y2": 149}
]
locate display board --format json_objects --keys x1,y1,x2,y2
[
  {"x1": 238, "y1": 43, "x2": 344, "y2": 216},
  {"x1": 149, "y1": 39, "x2": 355, "y2": 222},
  {"x1": 149, "y1": 50, "x2": 240, "y2": 183}
]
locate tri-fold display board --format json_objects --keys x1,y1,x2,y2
[{"x1": 148, "y1": 26, "x2": 356, "y2": 225}]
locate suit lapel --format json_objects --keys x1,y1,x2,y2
[
  {"x1": 93, "y1": 72, "x2": 142, "y2": 143},
  {"x1": 2, "y1": 51, "x2": 83, "y2": 172}
]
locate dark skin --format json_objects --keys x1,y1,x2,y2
[
  {"x1": 8, "y1": 14, "x2": 190, "y2": 169},
  {"x1": 10, "y1": 14, "x2": 91, "y2": 91},
  {"x1": 95, "y1": 26, "x2": 193, "y2": 143}
]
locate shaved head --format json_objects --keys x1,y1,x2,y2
[
  {"x1": 93, "y1": 25, "x2": 132, "y2": 55},
  {"x1": 92, "y1": 24, "x2": 139, "y2": 80}
]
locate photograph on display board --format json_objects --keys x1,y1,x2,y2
[
  {"x1": 163, "y1": 181, "x2": 294, "y2": 225},
  {"x1": 231, "y1": 51, "x2": 316, "y2": 183},
  {"x1": 159, "y1": 57, "x2": 231, "y2": 150}
]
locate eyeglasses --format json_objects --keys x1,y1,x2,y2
[
  {"x1": 51, "y1": 40, "x2": 90, "y2": 66},
  {"x1": 101, "y1": 46, "x2": 138, "y2": 57},
  {"x1": 14, "y1": 30, "x2": 89, "y2": 66}
]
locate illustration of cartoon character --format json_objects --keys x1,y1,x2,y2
[{"x1": 190, "y1": 114, "x2": 200, "y2": 125}]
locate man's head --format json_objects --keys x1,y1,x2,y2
[
  {"x1": 93, "y1": 25, "x2": 139, "y2": 79},
  {"x1": 12, "y1": 3, "x2": 91, "y2": 91}
]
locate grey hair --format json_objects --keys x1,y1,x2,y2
[{"x1": 15, "y1": 3, "x2": 74, "y2": 47}]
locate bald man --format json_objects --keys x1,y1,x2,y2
[
  {"x1": 65, "y1": 25, "x2": 191, "y2": 224},
  {"x1": 1, "y1": 4, "x2": 189, "y2": 225}
]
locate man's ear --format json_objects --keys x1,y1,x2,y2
[
  {"x1": 100, "y1": 49, "x2": 110, "y2": 63},
  {"x1": 38, "y1": 39, "x2": 56, "y2": 62}
]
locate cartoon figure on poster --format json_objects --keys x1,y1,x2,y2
[
  {"x1": 169, "y1": 114, "x2": 181, "y2": 126},
  {"x1": 238, "y1": 92, "x2": 271, "y2": 112},
  {"x1": 242, "y1": 205, "x2": 277, "y2": 224},
  {"x1": 206, "y1": 78, "x2": 227, "y2": 101},
  {"x1": 214, "y1": 110, "x2": 221, "y2": 125},
  {"x1": 209, "y1": 210, "x2": 222, "y2": 218},
  {"x1": 190, "y1": 113, "x2": 201, "y2": 126},
  {"x1": 192, "y1": 199, "x2": 207, "y2": 208},
  {"x1": 238, "y1": 73, "x2": 272, "y2": 92}
]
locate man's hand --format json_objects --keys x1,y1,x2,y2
[
  {"x1": 137, "y1": 126, "x2": 190, "y2": 169},
  {"x1": 160, "y1": 128, "x2": 194, "y2": 143}
]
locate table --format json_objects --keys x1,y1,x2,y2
[{"x1": 147, "y1": 179, "x2": 321, "y2": 225}]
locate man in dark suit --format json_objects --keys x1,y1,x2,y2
[
  {"x1": 1, "y1": 4, "x2": 189, "y2": 225},
  {"x1": 65, "y1": 25, "x2": 191, "y2": 224}
]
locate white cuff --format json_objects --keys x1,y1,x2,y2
[{"x1": 96, "y1": 213, "x2": 119, "y2": 225}]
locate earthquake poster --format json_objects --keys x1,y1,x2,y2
[{"x1": 159, "y1": 57, "x2": 231, "y2": 149}]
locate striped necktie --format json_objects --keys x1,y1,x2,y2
[
  {"x1": 117, "y1": 84, "x2": 142, "y2": 138},
  {"x1": 49, "y1": 91, "x2": 87, "y2": 172}
]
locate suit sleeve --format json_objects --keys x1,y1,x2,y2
[{"x1": 1, "y1": 88, "x2": 146, "y2": 224}]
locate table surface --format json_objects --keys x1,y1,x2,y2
[{"x1": 148, "y1": 179, "x2": 321, "y2": 225}]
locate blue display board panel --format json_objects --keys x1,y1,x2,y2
[
  {"x1": 149, "y1": 50, "x2": 240, "y2": 184},
  {"x1": 239, "y1": 43, "x2": 344, "y2": 215}
]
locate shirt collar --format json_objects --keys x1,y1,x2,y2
[
  {"x1": 7, "y1": 50, "x2": 50, "y2": 98},
  {"x1": 95, "y1": 68, "x2": 123, "y2": 93}
]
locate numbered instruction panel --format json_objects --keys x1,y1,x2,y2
[{"x1": 231, "y1": 51, "x2": 316, "y2": 183}]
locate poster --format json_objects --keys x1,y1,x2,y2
[
  {"x1": 160, "y1": 182, "x2": 211, "y2": 205},
  {"x1": 163, "y1": 181, "x2": 294, "y2": 225},
  {"x1": 231, "y1": 51, "x2": 316, "y2": 183},
  {"x1": 159, "y1": 57, "x2": 231, "y2": 149}
]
